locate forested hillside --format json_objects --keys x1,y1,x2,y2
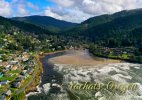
[
  {"x1": 0, "y1": 16, "x2": 86, "y2": 53},
  {"x1": 65, "y1": 9, "x2": 142, "y2": 48},
  {"x1": 11, "y1": 15, "x2": 77, "y2": 33}
]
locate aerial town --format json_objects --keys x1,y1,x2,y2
[{"x1": 0, "y1": 38, "x2": 39, "y2": 100}]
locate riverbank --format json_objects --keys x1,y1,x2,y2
[
  {"x1": 25, "y1": 50, "x2": 68, "y2": 97},
  {"x1": 40, "y1": 50, "x2": 69, "y2": 58}
]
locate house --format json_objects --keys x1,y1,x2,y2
[
  {"x1": 27, "y1": 69, "x2": 33, "y2": 75},
  {"x1": 1, "y1": 62, "x2": 8, "y2": 67},
  {"x1": 0, "y1": 80, "x2": 9, "y2": 85},
  {"x1": 11, "y1": 82, "x2": 21, "y2": 88},
  {"x1": 24, "y1": 74, "x2": 29, "y2": 79},
  {"x1": 10, "y1": 61, "x2": 18, "y2": 65},
  {"x1": 0, "y1": 72, "x2": 3, "y2": 78},
  {"x1": 5, "y1": 65, "x2": 11, "y2": 69},
  {"x1": 15, "y1": 76, "x2": 24, "y2": 83},
  {"x1": 20, "y1": 70, "x2": 27, "y2": 75},
  {"x1": 5, "y1": 90, "x2": 11, "y2": 96},
  {"x1": 11, "y1": 76, "x2": 24, "y2": 88},
  {"x1": 12, "y1": 65, "x2": 17, "y2": 70},
  {"x1": 0, "y1": 95, "x2": 5, "y2": 100},
  {"x1": 23, "y1": 58, "x2": 29, "y2": 62},
  {"x1": 21, "y1": 73, "x2": 29, "y2": 79},
  {"x1": 14, "y1": 57, "x2": 22, "y2": 61}
]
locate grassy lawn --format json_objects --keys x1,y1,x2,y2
[
  {"x1": 121, "y1": 54, "x2": 129, "y2": 59},
  {"x1": 20, "y1": 76, "x2": 32, "y2": 88},
  {"x1": 0, "y1": 84, "x2": 9, "y2": 93},
  {"x1": 0, "y1": 74, "x2": 17, "y2": 81},
  {"x1": 0, "y1": 66, "x2": 3, "y2": 69},
  {"x1": 8, "y1": 70, "x2": 21, "y2": 74}
]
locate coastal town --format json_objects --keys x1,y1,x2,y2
[
  {"x1": 0, "y1": 33, "x2": 42, "y2": 100},
  {"x1": 0, "y1": 28, "x2": 84, "y2": 99},
  {"x1": 0, "y1": 50, "x2": 39, "y2": 99}
]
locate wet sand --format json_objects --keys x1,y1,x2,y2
[{"x1": 49, "y1": 50, "x2": 122, "y2": 66}]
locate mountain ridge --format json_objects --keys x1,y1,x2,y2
[
  {"x1": 64, "y1": 9, "x2": 142, "y2": 39},
  {"x1": 11, "y1": 15, "x2": 78, "y2": 33}
]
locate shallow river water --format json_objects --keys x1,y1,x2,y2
[{"x1": 27, "y1": 50, "x2": 142, "y2": 100}]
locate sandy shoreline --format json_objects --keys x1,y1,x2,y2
[{"x1": 41, "y1": 50, "x2": 68, "y2": 57}]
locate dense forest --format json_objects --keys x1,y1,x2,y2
[
  {"x1": 11, "y1": 15, "x2": 77, "y2": 33},
  {"x1": 64, "y1": 9, "x2": 142, "y2": 48}
]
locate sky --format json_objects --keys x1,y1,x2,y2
[{"x1": 0, "y1": 0, "x2": 142, "y2": 23}]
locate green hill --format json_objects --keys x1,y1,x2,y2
[
  {"x1": 64, "y1": 9, "x2": 142, "y2": 47},
  {"x1": 11, "y1": 15, "x2": 77, "y2": 33},
  {"x1": 0, "y1": 16, "x2": 52, "y2": 35}
]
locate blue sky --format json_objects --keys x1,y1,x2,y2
[{"x1": 0, "y1": 0, "x2": 142, "y2": 23}]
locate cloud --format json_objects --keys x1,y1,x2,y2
[
  {"x1": 52, "y1": 0, "x2": 74, "y2": 7},
  {"x1": 80, "y1": 0, "x2": 142, "y2": 15},
  {"x1": 44, "y1": 7, "x2": 91, "y2": 23},
  {"x1": 11, "y1": 0, "x2": 39, "y2": 16},
  {"x1": 44, "y1": 7, "x2": 62, "y2": 20},
  {"x1": 17, "y1": 4, "x2": 29, "y2": 16},
  {"x1": 1, "y1": 0, "x2": 142, "y2": 22},
  {"x1": 27, "y1": 2, "x2": 39, "y2": 11},
  {"x1": 0, "y1": 0, "x2": 12, "y2": 16},
  {"x1": 46, "y1": 0, "x2": 142, "y2": 22}
]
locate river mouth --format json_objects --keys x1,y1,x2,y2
[{"x1": 27, "y1": 50, "x2": 142, "y2": 100}]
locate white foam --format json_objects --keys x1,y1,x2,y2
[
  {"x1": 42, "y1": 83, "x2": 51, "y2": 94},
  {"x1": 134, "y1": 83, "x2": 142, "y2": 95},
  {"x1": 111, "y1": 74, "x2": 132, "y2": 83}
]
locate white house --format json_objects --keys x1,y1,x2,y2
[{"x1": 10, "y1": 61, "x2": 18, "y2": 65}]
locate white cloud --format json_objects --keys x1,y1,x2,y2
[
  {"x1": 47, "y1": 0, "x2": 142, "y2": 22},
  {"x1": 44, "y1": 7, "x2": 91, "y2": 23},
  {"x1": 44, "y1": 7, "x2": 62, "y2": 20},
  {"x1": 10, "y1": 0, "x2": 39, "y2": 17},
  {"x1": 78, "y1": 0, "x2": 142, "y2": 15},
  {"x1": 1, "y1": 0, "x2": 142, "y2": 23},
  {"x1": 0, "y1": 0, "x2": 12, "y2": 16},
  {"x1": 17, "y1": 4, "x2": 29, "y2": 16},
  {"x1": 52, "y1": 0, "x2": 74, "y2": 7}
]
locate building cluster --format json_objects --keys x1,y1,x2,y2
[
  {"x1": 94, "y1": 47, "x2": 136, "y2": 58},
  {"x1": 0, "y1": 51, "x2": 36, "y2": 99}
]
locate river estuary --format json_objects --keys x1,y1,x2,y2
[{"x1": 27, "y1": 50, "x2": 142, "y2": 100}]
